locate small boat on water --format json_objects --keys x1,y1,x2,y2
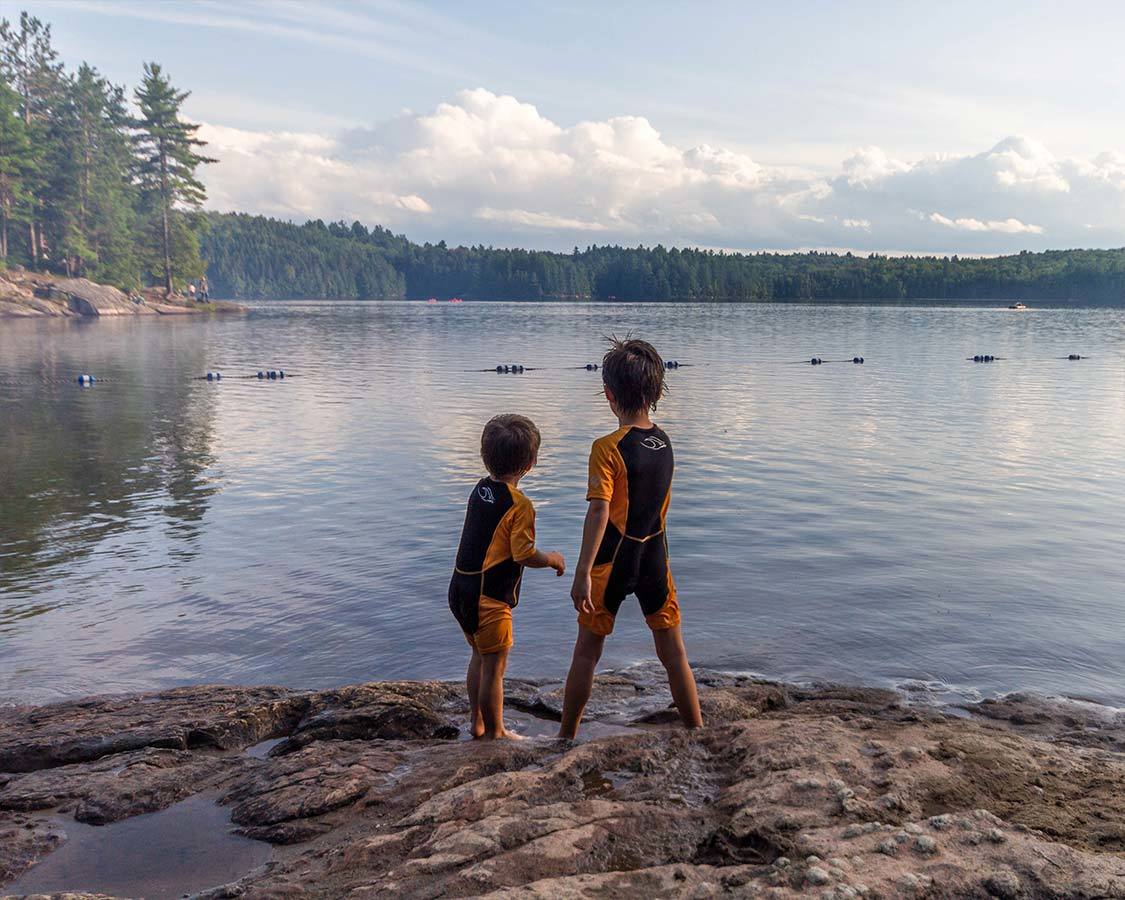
[
  {"x1": 1008, "y1": 301, "x2": 1028, "y2": 310},
  {"x1": 449, "y1": 297, "x2": 464, "y2": 303}
]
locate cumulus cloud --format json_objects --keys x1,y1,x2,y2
[
  {"x1": 929, "y1": 213, "x2": 1043, "y2": 234},
  {"x1": 199, "y1": 88, "x2": 1125, "y2": 253}
]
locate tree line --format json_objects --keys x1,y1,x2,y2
[
  {"x1": 201, "y1": 212, "x2": 1125, "y2": 303},
  {"x1": 0, "y1": 12, "x2": 211, "y2": 292}
]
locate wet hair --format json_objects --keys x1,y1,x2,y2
[
  {"x1": 481, "y1": 414, "x2": 541, "y2": 479},
  {"x1": 602, "y1": 336, "x2": 666, "y2": 416}
]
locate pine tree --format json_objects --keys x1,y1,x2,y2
[
  {"x1": 0, "y1": 12, "x2": 63, "y2": 267},
  {"x1": 132, "y1": 62, "x2": 213, "y2": 294},
  {"x1": 46, "y1": 64, "x2": 138, "y2": 283},
  {"x1": 0, "y1": 77, "x2": 32, "y2": 261}
]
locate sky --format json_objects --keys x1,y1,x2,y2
[{"x1": 18, "y1": 0, "x2": 1125, "y2": 254}]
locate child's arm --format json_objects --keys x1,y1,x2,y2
[
  {"x1": 570, "y1": 499, "x2": 610, "y2": 614},
  {"x1": 522, "y1": 548, "x2": 565, "y2": 575}
]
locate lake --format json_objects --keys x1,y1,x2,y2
[{"x1": 2, "y1": 301, "x2": 1124, "y2": 708}]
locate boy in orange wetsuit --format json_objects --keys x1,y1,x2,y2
[
  {"x1": 558, "y1": 338, "x2": 703, "y2": 739},
  {"x1": 449, "y1": 414, "x2": 565, "y2": 739}
]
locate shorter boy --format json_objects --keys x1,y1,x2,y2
[
  {"x1": 559, "y1": 337, "x2": 703, "y2": 739},
  {"x1": 449, "y1": 414, "x2": 565, "y2": 740}
]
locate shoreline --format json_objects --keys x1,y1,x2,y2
[
  {"x1": 2, "y1": 666, "x2": 1122, "y2": 897},
  {"x1": 0, "y1": 270, "x2": 245, "y2": 319}
]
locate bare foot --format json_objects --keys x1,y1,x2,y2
[{"x1": 482, "y1": 729, "x2": 524, "y2": 741}]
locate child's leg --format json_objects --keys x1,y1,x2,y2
[
  {"x1": 653, "y1": 625, "x2": 703, "y2": 729},
  {"x1": 466, "y1": 649, "x2": 485, "y2": 739},
  {"x1": 558, "y1": 625, "x2": 606, "y2": 740},
  {"x1": 478, "y1": 648, "x2": 520, "y2": 739}
]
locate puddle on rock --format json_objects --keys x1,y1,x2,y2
[
  {"x1": 243, "y1": 737, "x2": 286, "y2": 758},
  {"x1": 5, "y1": 792, "x2": 272, "y2": 900}
]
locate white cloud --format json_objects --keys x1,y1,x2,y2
[
  {"x1": 929, "y1": 213, "x2": 1043, "y2": 234},
  {"x1": 199, "y1": 88, "x2": 1125, "y2": 253}
]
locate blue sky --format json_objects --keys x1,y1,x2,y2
[{"x1": 19, "y1": 0, "x2": 1125, "y2": 253}]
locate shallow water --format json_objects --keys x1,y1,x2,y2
[
  {"x1": 4, "y1": 793, "x2": 271, "y2": 898},
  {"x1": 2, "y1": 301, "x2": 1125, "y2": 706}
]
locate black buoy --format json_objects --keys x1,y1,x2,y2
[
  {"x1": 257, "y1": 371, "x2": 265, "y2": 379},
  {"x1": 268, "y1": 370, "x2": 277, "y2": 380},
  {"x1": 278, "y1": 370, "x2": 285, "y2": 379},
  {"x1": 986, "y1": 355, "x2": 995, "y2": 362},
  {"x1": 76, "y1": 374, "x2": 95, "y2": 386},
  {"x1": 810, "y1": 357, "x2": 822, "y2": 365},
  {"x1": 1068, "y1": 354, "x2": 1082, "y2": 361},
  {"x1": 853, "y1": 356, "x2": 865, "y2": 364},
  {"x1": 496, "y1": 365, "x2": 504, "y2": 373}
]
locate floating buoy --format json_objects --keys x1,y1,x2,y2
[
  {"x1": 278, "y1": 370, "x2": 285, "y2": 379},
  {"x1": 268, "y1": 370, "x2": 277, "y2": 380},
  {"x1": 665, "y1": 360, "x2": 680, "y2": 369},
  {"x1": 1068, "y1": 354, "x2": 1082, "y2": 361},
  {"x1": 853, "y1": 357, "x2": 864, "y2": 364},
  {"x1": 496, "y1": 365, "x2": 505, "y2": 373},
  {"x1": 810, "y1": 357, "x2": 823, "y2": 365},
  {"x1": 257, "y1": 371, "x2": 265, "y2": 379},
  {"x1": 585, "y1": 363, "x2": 599, "y2": 371},
  {"x1": 206, "y1": 371, "x2": 221, "y2": 381},
  {"x1": 76, "y1": 374, "x2": 95, "y2": 386}
]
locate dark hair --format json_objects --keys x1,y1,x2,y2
[
  {"x1": 481, "y1": 414, "x2": 541, "y2": 478},
  {"x1": 602, "y1": 336, "x2": 665, "y2": 416}
]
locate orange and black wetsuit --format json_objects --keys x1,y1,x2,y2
[
  {"x1": 579, "y1": 424, "x2": 679, "y2": 636},
  {"x1": 449, "y1": 477, "x2": 536, "y2": 654}
]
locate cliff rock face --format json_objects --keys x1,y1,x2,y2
[{"x1": 1, "y1": 669, "x2": 1123, "y2": 898}]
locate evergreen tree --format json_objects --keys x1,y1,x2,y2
[
  {"x1": 0, "y1": 12, "x2": 63, "y2": 267},
  {"x1": 0, "y1": 77, "x2": 32, "y2": 261},
  {"x1": 132, "y1": 62, "x2": 213, "y2": 293}
]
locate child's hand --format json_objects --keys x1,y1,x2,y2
[
  {"x1": 571, "y1": 571, "x2": 594, "y2": 614},
  {"x1": 546, "y1": 551, "x2": 566, "y2": 576}
]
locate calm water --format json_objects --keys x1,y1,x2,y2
[{"x1": 2, "y1": 302, "x2": 1124, "y2": 707}]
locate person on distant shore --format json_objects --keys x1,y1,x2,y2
[
  {"x1": 450, "y1": 414, "x2": 566, "y2": 739},
  {"x1": 189, "y1": 282, "x2": 197, "y2": 301},
  {"x1": 200, "y1": 275, "x2": 209, "y2": 301},
  {"x1": 558, "y1": 337, "x2": 703, "y2": 739}
]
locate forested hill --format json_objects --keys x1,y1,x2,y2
[{"x1": 201, "y1": 213, "x2": 1125, "y2": 303}]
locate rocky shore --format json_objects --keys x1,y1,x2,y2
[
  {"x1": 0, "y1": 270, "x2": 243, "y2": 318},
  {"x1": 1, "y1": 667, "x2": 1123, "y2": 898}
]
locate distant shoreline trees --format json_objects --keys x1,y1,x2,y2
[
  {"x1": 0, "y1": 12, "x2": 212, "y2": 293},
  {"x1": 200, "y1": 213, "x2": 1125, "y2": 304}
]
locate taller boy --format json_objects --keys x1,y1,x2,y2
[{"x1": 559, "y1": 338, "x2": 703, "y2": 739}]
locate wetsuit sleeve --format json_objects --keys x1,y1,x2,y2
[
  {"x1": 509, "y1": 498, "x2": 537, "y2": 562},
  {"x1": 587, "y1": 438, "x2": 619, "y2": 502}
]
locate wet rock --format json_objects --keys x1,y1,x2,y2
[
  {"x1": 0, "y1": 685, "x2": 307, "y2": 773},
  {"x1": 0, "y1": 812, "x2": 65, "y2": 884},
  {"x1": 270, "y1": 682, "x2": 460, "y2": 753},
  {"x1": 0, "y1": 748, "x2": 246, "y2": 824},
  {"x1": 3, "y1": 669, "x2": 1125, "y2": 899}
]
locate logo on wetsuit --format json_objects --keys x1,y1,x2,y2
[
  {"x1": 640, "y1": 436, "x2": 668, "y2": 451},
  {"x1": 478, "y1": 485, "x2": 496, "y2": 503}
]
